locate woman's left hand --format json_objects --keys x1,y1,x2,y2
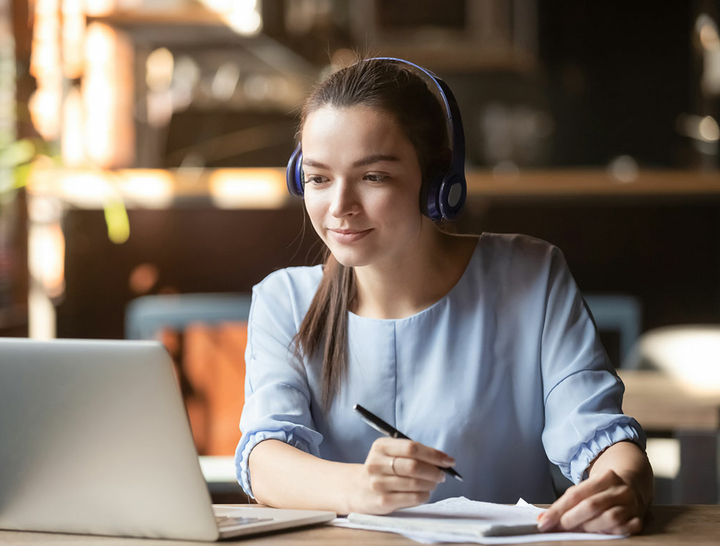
[{"x1": 537, "y1": 469, "x2": 646, "y2": 535}]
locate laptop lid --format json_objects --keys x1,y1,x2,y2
[{"x1": 0, "y1": 338, "x2": 220, "y2": 541}]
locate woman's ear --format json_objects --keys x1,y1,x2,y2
[{"x1": 419, "y1": 148, "x2": 453, "y2": 218}]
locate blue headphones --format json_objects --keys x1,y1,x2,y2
[{"x1": 285, "y1": 57, "x2": 467, "y2": 221}]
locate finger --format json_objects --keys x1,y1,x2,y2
[
  {"x1": 392, "y1": 456, "x2": 447, "y2": 483},
  {"x1": 371, "y1": 475, "x2": 440, "y2": 493},
  {"x1": 539, "y1": 470, "x2": 622, "y2": 531},
  {"x1": 372, "y1": 491, "x2": 432, "y2": 515},
  {"x1": 578, "y1": 505, "x2": 631, "y2": 534},
  {"x1": 558, "y1": 486, "x2": 630, "y2": 531},
  {"x1": 608, "y1": 516, "x2": 643, "y2": 536},
  {"x1": 378, "y1": 438, "x2": 455, "y2": 468}
]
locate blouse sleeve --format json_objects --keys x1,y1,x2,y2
[
  {"x1": 540, "y1": 246, "x2": 646, "y2": 484},
  {"x1": 234, "y1": 272, "x2": 323, "y2": 498}
]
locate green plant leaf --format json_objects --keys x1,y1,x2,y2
[
  {"x1": 0, "y1": 139, "x2": 36, "y2": 168},
  {"x1": 103, "y1": 199, "x2": 130, "y2": 244}
]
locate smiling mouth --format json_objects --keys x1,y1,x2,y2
[
  {"x1": 329, "y1": 229, "x2": 372, "y2": 235},
  {"x1": 327, "y1": 228, "x2": 373, "y2": 243}
]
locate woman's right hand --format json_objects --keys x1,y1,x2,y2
[{"x1": 349, "y1": 437, "x2": 454, "y2": 514}]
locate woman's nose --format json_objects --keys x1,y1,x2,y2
[{"x1": 328, "y1": 180, "x2": 358, "y2": 217}]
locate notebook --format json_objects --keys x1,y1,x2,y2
[
  {"x1": 336, "y1": 497, "x2": 625, "y2": 544},
  {"x1": 0, "y1": 338, "x2": 335, "y2": 541},
  {"x1": 347, "y1": 497, "x2": 542, "y2": 538}
]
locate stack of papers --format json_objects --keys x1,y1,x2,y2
[{"x1": 331, "y1": 497, "x2": 626, "y2": 544}]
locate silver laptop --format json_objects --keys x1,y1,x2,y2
[{"x1": 0, "y1": 338, "x2": 335, "y2": 541}]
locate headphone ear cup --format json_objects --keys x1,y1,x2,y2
[
  {"x1": 438, "y1": 174, "x2": 467, "y2": 220},
  {"x1": 286, "y1": 145, "x2": 304, "y2": 198},
  {"x1": 421, "y1": 169, "x2": 444, "y2": 221}
]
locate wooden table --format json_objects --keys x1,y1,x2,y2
[
  {"x1": 618, "y1": 370, "x2": 720, "y2": 504},
  {"x1": 0, "y1": 505, "x2": 718, "y2": 545}
]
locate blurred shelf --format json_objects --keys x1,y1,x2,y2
[
  {"x1": 86, "y1": 7, "x2": 248, "y2": 44},
  {"x1": 26, "y1": 168, "x2": 720, "y2": 210},
  {"x1": 375, "y1": 46, "x2": 538, "y2": 73},
  {"x1": 87, "y1": 7, "x2": 225, "y2": 27},
  {"x1": 466, "y1": 169, "x2": 720, "y2": 198}
]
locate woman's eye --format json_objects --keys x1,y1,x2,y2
[
  {"x1": 364, "y1": 173, "x2": 389, "y2": 182},
  {"x1": 305, "y1": 175, "x2": 326, "y2": 185}
]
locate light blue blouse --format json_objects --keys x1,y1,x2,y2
[{"x1": 235, "y1": 233, "x2": 645, "y2": 504}]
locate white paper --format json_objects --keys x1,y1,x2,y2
[{"x1": 330, "y1": 497, "x2": 626, "y2": 544}]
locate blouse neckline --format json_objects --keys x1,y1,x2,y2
[{"x1": 348, "y1": 235, "x2": 482, "y2": 324}]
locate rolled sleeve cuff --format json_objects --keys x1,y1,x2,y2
[
  {"x1": 235, "y1": 425, "x2": 323, "y2": 499},
  {"x1": 566, "y1": 419, "x2": 647, "y2": 484}
]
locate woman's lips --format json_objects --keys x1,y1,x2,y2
[{"x1": 328, "y1": 228, "x2": 373, "y2": 244}]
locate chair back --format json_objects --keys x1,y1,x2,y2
[{"x1": 125, "y1": 293, "x2": 252, "y2": 456}]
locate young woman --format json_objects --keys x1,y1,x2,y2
[{"x1": 235, "y1": 58, "x2": 653, "y2": 535}]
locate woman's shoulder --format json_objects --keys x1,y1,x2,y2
[
  {"x1": 478, "y1": 232, "x2": 558, "y2": 254},
  {"x1": 252, "y1": 264, "x2": 324, "y2": 312},
  {"x1": 255, "y1": 264, "x2": 323, "y2": 295},
  {"x1": 469, "y1": 233, "x2": 569, "y2": 293},
  {"x1": 476, "y1": 232, "x2": 563, "y2": 267}
]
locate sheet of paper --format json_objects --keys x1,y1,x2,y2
[{"x1": 330, "y1": 497, "x2": 626, "y2": 544}]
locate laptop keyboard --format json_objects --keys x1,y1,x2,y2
[{"x1": 215, "y1": 514, "x2": 274, "y2": 529}]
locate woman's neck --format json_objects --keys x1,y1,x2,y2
[{"x1": 351, "y1": 232, "x2": 478, "y2": 320}]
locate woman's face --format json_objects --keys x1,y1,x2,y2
[{"x1": 301, "y1": 105, "x2": 425, "y2": 269}]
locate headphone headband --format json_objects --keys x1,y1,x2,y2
[{"x1": 286, "y1": 57, "x2": 466, "y2": 221}]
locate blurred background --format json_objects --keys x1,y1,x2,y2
[{"x1": 1, "y1": 0, "x2": 719, "y2": 505}]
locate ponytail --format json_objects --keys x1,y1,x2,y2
[{"x1": 293, "y1": 251, "x2": 355, "y2": 410}]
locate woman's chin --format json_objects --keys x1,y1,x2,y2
[{"x1": 329, "y1": 248, "x2": 374, "y2": 269}]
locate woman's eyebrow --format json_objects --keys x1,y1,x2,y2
[
  {"x1": 352, "y1": 154, "x2": 399, "y2": 167},
  {"x1": 302, "y1": 158, "x2": 330, "y2": 169},
  {"x1": 302, "y1": 154, "x2": 400, "y2": 170}
]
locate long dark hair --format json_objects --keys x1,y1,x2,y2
[{"x1": 294, "y1": 58, "x2": 450, "y2": 410}]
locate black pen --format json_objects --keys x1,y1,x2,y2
[{"x1": 353, "y1": 404, "x2": 464, "y2": 482}]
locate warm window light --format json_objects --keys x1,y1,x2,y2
[
  {"x1": 41, "y1": 169, "x2": 173, "y2": 208},
  {"x1": 28, "y1": 89, "x2": 62, "y2": 140},
  {"x1": 83, "y1": 22, "x2": 135, "y2": 167},
  {"x1": 28, "y1": 287, "x2": 56, "y2": 339},
  {"x1": 61, "y1": 0, "x2": 85, "y2": 79},
  {"x1": 209, "y1": 169, "x2": 287, "y2": 209},
  {"x1": 199, "y1": 0, "x2": 263, "y2": 37},
  {"x1": 118, "y1": 170, "x2": 174, "y2": 208},
  {"x1": 146, "y1": 47, "x2": 174, "y2": 92},
  {"x1": 29, "y1": 0, "x2": 63, "y2": 140},
  {"x1": 62, "y1": 87, "x2": 85, "y2": 166},
  {"x1": 645, "y1": 438, "x2": 680, "y2": 480},
  {"x1": 641, "y1": 327, "x2": 720, "y2": 395},
  {"x1": 57, "y1": 170, "x2": 115, "y2": 206},
  {"x1": 28, "y1": 223, "x2": 65, "y2": 299},
  {"x1": 84, "y1": 0, "x2": 117, "y2": 17},
  {"x1": 84, "y1": 23, "x2": 116, "y2": 166},
  {"x1": 226, "y1": 8, "x2": 262, "y2": 36}
]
